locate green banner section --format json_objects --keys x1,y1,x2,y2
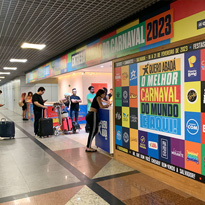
[
  {"x1": 201, "y1": 144, "x2": 205, "y2": 176},
  {"x1": 140, "y1": 71, "x2": 180, "y2": 87},
  {"x1": 140, "y1": 102, "x2": 181, "y2": 118},
  {"x1": 102, "y1": 22, "x2": 146, "y2": 59},
  {"x1": 115, "y1": 87, "x2": 122, "y2": 106}
]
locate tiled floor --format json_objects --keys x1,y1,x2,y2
[{"x1": 0, "y1": 108, "x2": 204, "y2": 204}]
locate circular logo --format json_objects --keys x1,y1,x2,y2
[
  {"x1": 140, "y1": 136, "x2": 145, "y2": 143},
  {"x1": 187, "y1": 89, "x2": 197, "y2": 103},
  {"x1": 123, "y1": 132, "x2": 129, "y2": 143},
  {"x1": 186, "y1": 119, "x2": 199, "y2": 135},
  {"x1": 123, "y1": 91, "x2": 128, "y2": 99},
  {"x1": 116, "y1": 130, "x2": 122, "y2": 141}
]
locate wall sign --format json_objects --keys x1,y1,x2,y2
[{"x1": 115, "y1": 40, "x2": 205, "y2": 183}]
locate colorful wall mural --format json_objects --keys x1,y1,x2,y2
[
  {"x1": 114, "y1": 40, "x2": 205, "y2": 183},
  {"x1": 26, "y1": 0, "x2": 205, "y2": 83}
]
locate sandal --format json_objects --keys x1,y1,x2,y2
[{"x1": 85, "y1": 149, "x2": 97, "y2": 152}]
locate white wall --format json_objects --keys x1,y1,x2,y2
[
  {"x1": 58, "y1": 72, "x2": 112, "y2": 104},
  {"x1": 0, "y1": 76, "x2": 58, "y2": 115}
]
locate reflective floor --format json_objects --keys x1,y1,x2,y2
[{"x1": 0, "y1": 108, "x2": 204, "y2": 204}]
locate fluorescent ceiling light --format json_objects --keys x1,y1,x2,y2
[
  {"x1": 21, "y1": 42, "x2": 46, "y2": 50},
  {"x1": 3, "y1": 67, "x2": 17, "y2": 70},
  {"x1": 10, "y1": 59, "x2": 27, "y2": 63},
  {"x1": 0, "y1": 77, "x2": 5, "y2": 79},
  {"x1": 0, "y1": 72, "x2": 10, "y2": 75}
]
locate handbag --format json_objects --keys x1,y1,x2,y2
[{"x1": 18, "y1": 101, "x2": 24, "y2": 107}]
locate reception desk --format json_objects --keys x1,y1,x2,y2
[{"x1": 95, "y1": 107, "x2": 113, "y2": 154}]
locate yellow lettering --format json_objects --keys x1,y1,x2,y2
[{"x1": 169, "y1": 87, "x2": 174, "y2": 102}]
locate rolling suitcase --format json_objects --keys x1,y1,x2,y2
[
  {"x1": 38, "y1": 110, "x2": 54, "y2": 137},
  {"x1": 61, "y1": 117, "x2": 73, "y2": 132},
  {"x1": 0, "y1": 118, "x2": 15, "y2": 139}
]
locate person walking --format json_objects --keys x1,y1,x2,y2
[
  {"x1": 32, "y1": 87, "x2": 47, "y2": 136},
  {"x1": 86, "y1": 89, "x2": 109, "y2": 152},
  {"x1": 70, "y1": 88, "x2": 82, "y2": 125}
]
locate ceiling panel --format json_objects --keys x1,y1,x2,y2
[{"x1": 0, "y1": 0, "x2": 164, "y2": 85}]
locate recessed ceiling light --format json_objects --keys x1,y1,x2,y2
[
  {"x1": 21, "y1": 42, "x2": 46, "y2": 50},
  {"x1": 3, "y1": 67, "x2": 17, "y2": 70},
  {"x1": 10, "y1": 59, "x2": 27, "y2": 63},
  {"x1": 101, "y1": 65, "x2": 104, "y2": 68},
  {"x1": 0, "y1": 77, "x2": 5, "y2": 78},
  {"x1": 0, "y1": 72, "x2": 10, "y2": 75}
]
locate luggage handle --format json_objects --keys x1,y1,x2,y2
[{"x1": 1, "y1": 118, "x2": 6, "y2": 122}]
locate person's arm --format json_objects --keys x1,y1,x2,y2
[
  {"x1": 0, "y1": 104, "x2": 4, "y2": 107},
  {"x1": 97, "y1": 96, "x2": 109, "y2": 108},
  {"x1": 34, "y1": 101, "x2": 47, "y2": 109}
]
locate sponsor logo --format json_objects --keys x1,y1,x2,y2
[
  {"x1": 197, "y1": 19, "x2": 205, "y2": 30},
  {"x1": 130, "y1": 93, "x2": 137, "y2": 99},
  {"x1": 171, "y1": 148, "x2": 184, "y2": 158},
  {"x1": 115, "y1": 112, "x2": 121, "y2": 120},
  {"x1": 203, "y1": 88, "x2": 205, "y2": 105},
  {"x1": 130, "y1": 114, "x2": 138, "y2": 123},
  {"x1": 203, "y1": 124, "x2": 205, "y2": 133},
  {"x1": 186, "y1": 119, "x2": 199, "y2": 135},
  {"x1": 202, "y1": 60, "x2": 205, "y2": 70},
  {"x1": 188, "y1": 70, "x2": 197, "y2": 77},
  {"x1": 123, "y1": 132, "x2": 129, "y2": 143},
  {"x1": 148, "y1": 141, "x2": 158, "y2": 150},
  {"x1": 187, "y1": 150, "x2": 199, "y2": 164},
  {"x1": 115, "y1": 75, "x2": 121, "y2": 80},
  {"x1": 188, "y1": 56, "x2": 196, "y2": 68},
  {"x1": 203, "y1": 156, "x2": 205, "y2": 162},
  {"x1": 123, "y1": 113, "x2": 128, "y2": 121},
  {"x1": 140, "y1": 136, "x2": 146, "y2": 149},
  {"x1": 130, "y1": 69, "x2": 137, "y2": 81},
  {"x1": 116, "y1": 130, "x2": 122, "y2": 141},
  {"x1": 187, "y1": 89, "x2": 197, "y2": 103},
  {"x1": 161, "y1": 139, "x2": 168, "y2": 159},
  {"x1": 123, "y1": 90, "x2": 128, "y2": 99},
  {"x1": 122, "y1": 72, "x2": 128, "y2": 80},
  {"x1": 116, "y1": 92, "x2": 120, "y2": 98}
]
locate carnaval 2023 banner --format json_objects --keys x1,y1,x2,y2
[{"x1": 138, "y1": 54, "x2": 184, "y2": 140}]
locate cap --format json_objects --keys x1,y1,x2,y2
[{"x1": 64, "y1": 92, "x2": 71, "y2": 96}]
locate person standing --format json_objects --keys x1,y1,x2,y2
[
  {"x1": 26, "y1": 92, "x2": 33, "y2": 103},
  {"x1": 86, "y1": 86, "x2": 96, "y2": 132},
  {"x1": 108, "y1": 88, "x2": 113, "y2": 99},
  {"x1": 60, "y1": 93, "x2": 71, "y2": 113},
  {"x1": 86, "y1": 89, "x2": 109, "y2": 152},
  {"x1": 0, "y1": 90, "x2": 4, "y2": 107},
  {"x1": 70, "y1": 88, "x2": 82, "y2": 124},
  {"x1": 21, "y1": 93, "x2": 28, "y2": 120},
  {"x1": 32, "y1": 87, "x2": 47, "y2": 136}
]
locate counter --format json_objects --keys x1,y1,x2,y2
[
  {"x1": 28, "y1": 102, "x2": 87, "y2": 125},
  {"x1": 95, "y1": 107, "x2": 113, "y2": 154}
]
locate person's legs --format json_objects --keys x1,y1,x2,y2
[
  {"x1": 75, "y1": 110, "x2": 79, "y2": 123},
  {"x1": 70, "y1": 110, "x2": 74, "y2": 122},
  {"x1": 34, "y1": 111, "x2": 41, "y2": 135},
  {"x1": 86, "y1": 112, "x2": 99, "y2": 150}
]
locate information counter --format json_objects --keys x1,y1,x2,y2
[
  {"x1": 27, "y1": 102, "x2": 87, "y2": 125},
  {"x1": 95, "y1": 107, "x2": 113, "y2": 154}
]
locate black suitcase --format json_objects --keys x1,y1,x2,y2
[
  {"x1": 0, "y1": 118, "x2": 15, "y2": 139},
  {"x1": 38, "y1": 118, "x2": 53, "y2": 137}
]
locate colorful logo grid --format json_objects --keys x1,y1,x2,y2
[{"x1": 115, "y1": 48, "x2": 205, "y2": 182}]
